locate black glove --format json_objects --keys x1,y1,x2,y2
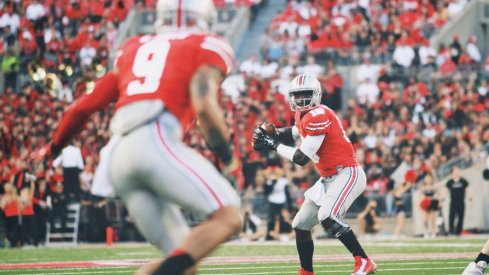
[{"x1": 252, "y1": 126, "x2": 279, "y2": 151}]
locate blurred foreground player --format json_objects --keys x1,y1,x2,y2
[
  {"x1": 252, "y1": 74, "x2": 376, "y2": 275},
  {"x1": 33, "y1": 0, "x2": 242, "y2": 274},
  {"x1": 463, "y1": 239, "x2": 489, "y2": 275}
]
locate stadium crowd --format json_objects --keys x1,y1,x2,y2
[{"x1": 1, "y1": 0, "x2": 488, "y2": 245}]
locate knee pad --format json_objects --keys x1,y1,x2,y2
[{"x1": 321, "y1": 216, "x2": 350, "y2": 238}]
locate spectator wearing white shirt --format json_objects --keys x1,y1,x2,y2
[
  {"x1": 298, "y1": 1, "x2": 317, "y2": 20},
  {"x1": 58, "y1": 81, "x2": 74, "y2": 103},
  {"x1": 259, "y1": 58, "x2": 279, "y2": 79},
  {"x1": 364, "y1": 128, "x2": 378, "y2": 149},
  {"x1": 79, "y1": 42, "x2": 97, "y2": 71},
  {"x1": 422, "y1": 123, "x2": 437, "y2": 140},
  {"x1": 44, "y1": 26, "x2": 61, "y2": 45},
  {"x1": 466, "y1": 36, "x2": 481, "y2": 63},
  {"x1": 53, "y1": 142, "x2": 84, "y2": 201},
  {"x1": 221, "y1": 73, "x2": 245, "y2": 103},
  {"x1": 26, "y1": 0, "x2": 45, "y2": 21},
  {"x1": 356, "y1": 55, "x2": 380, "y2": 82},
  {"x1": 0, "y1": 10, "x2": 20, "y2": 34},
  {"x1": 285, "y1": 33, "x2": 305, "y2": 59},
  {"x1": 448, "y1": 0, "x2": 467, "y2": 18},
  {"x1": 298, "y1": 56, "x2": 323, "y2": 78},
  {"x1": 356, "y1": 78, "x2": 380, "y2": 105},
  {"x1": 393, "y1": 41, "x2": 415, "y2": 68},
  {"x1": 279, "y1": 16, "x2": 298, "y2": 35},
  {"x1": 26, "y1": 0, "x2": 46, "y2": 31},
  {"x1": 418, "y1": 40, "x2": 437, "y2": 66},
  {"x1": 297, "y1": 21, "x2": 311, "y2": 38},
  {"x1": 280, "y1": 57, "x2": 299, "y2": 79},
  {"x1": 239, "y1": 55, "x2": 262, "y2": 76}
]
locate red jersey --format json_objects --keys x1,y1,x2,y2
[
  {"x1": 295, "y1": 105, "x2": 359, "y2": 177},
  {"x1": 52, "y1": 31, "x2": 233, "y2": 151},
  {"x1": 114, "y1": 32, "x2": 234, "y2": 130}
]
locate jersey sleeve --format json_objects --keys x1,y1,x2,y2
[
  {"x1": 197, "y1": 35, "x2": 235, "y2": 76},
  {"x1": 113, "y1": 35, "x2": 140, "y2": 70},
  {"x1": 52, "y1": 72, "x2": 119, "y2": 149},
  {"x1": 303, "y1": 111, "x2": 332, "y2": 136}
]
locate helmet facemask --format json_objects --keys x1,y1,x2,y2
[{"x1": 289, "y1": 89, "x2": 321, "y2": 112}]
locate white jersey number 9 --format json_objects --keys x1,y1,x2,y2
[{"x1": 126, "y1": 37, "x2": 170, "y2": 96}]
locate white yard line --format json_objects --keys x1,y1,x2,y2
[
  {"x1": 198, "y1": 260, "x2": 466, "y2": 271},
  {"x1": 214, "y1": 266, "x2": 463, "y2": 275},
  {"x1": 12, "y1": 266, "x2": 464, "y2": 275}
]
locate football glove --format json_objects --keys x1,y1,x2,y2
[{"x1": 252, "y1": 126, "x2": 279, "y2": 151}]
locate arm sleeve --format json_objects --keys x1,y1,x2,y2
[
  {"x1": 52, "y1": 72, "x2": 119, "y2": 150},
  {"x1": 197, "y1": 36, "x2": 235, "y2": 76},
  {"x1": 291, "y1": 125, "x2": 300, "y2": 141},
  {"x1": 299, "y1": 134, "x2": 325, "y2": 164}
]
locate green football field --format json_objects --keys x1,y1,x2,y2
[{"x1": 0, "y1": 237, "x2": 486, "y2": 274}]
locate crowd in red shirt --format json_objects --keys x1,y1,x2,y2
[{"x1": 259, "y1": 0, "x2": 475, "y2": 66}]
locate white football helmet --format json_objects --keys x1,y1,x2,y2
[
  {"x1": 155, "y1": 0, "x2": 217, "y2": 33},
  {"x1": 288, "y1": 74, "x2": 322, "y2": 112}
]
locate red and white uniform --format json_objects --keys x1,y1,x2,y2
[
  {"x1": 50, "y1": 32, "x2": 239, "y2": 254},
  {"x1": 291, "y1": 105, "x2": 366, "y2": 231},
  {"x1": 114, "y1": 32, "x2": 233, "y2": 130},
  {"x1": 294, "y1": 105, "x2": 359, "y2": 177},
  {"x1": 51, "y1": 32, "x2": 234, "y2": 147}
]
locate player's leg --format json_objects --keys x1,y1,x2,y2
[
  {"x1": 463, "y1": 239, "x2": 489, "y2": 275},
  {"x1": 123, "y1": 190, "x2": 189, "y2": 253},
  {"x1": 109, "y1": 115, "x2": 241, "y2": 275},
  {"x1": 146, "y1": 117, "x2": 241, "y2": 274},
  {"x1": 317, "y1": 166, "x2": 376, "y2": 275},
  {"x1": 292, "y1": 198, "x2": 320, "y2": 274}
]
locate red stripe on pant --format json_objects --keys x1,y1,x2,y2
[
  {"x1": 332, "y1": 167, "x2": 357, "y2": 216},
  {"x1": 156, "y1": 120, "x2": 223, "y2": 207}
]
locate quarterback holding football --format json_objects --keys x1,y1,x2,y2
[{"x1": 253, "y1": 73, "x2": 377, "y2": 275}]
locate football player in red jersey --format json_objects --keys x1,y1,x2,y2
[
  {"x1": 253, "y1": 74, "x2": 377, "y2": 275},
  {"x1": 32, "y1": 1, "x2": 242, "y2": 274}
]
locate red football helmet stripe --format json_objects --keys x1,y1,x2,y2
[
  {"x1": 177, "y1": 0, "x2": 183, "y2": 28},
  {"x1": 298, "y1": 74, "x2": 305, "y2": 86}
]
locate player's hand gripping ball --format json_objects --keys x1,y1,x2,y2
[{"x1": 252, "y1": 122, "x2": 279, "y2": 151}]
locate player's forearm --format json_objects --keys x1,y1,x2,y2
[
  {"x1": 190, "y1": 65, "x2": 233, "y2": 164},
  {"x1": 276, "y1": 144, "x2": 310, "y2": 166},
  {"x1": 197, "y1": 109, "x2": 233, "y2": 164}
]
